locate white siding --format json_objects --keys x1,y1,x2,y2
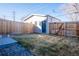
[{"x1": 25, "y1": 16, "x2": 47, "y2": 33}]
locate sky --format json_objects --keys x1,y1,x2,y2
[{"x1": 0, "y1": 3, "x2": 67, "y2": 21}]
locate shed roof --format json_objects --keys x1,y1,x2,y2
[{"x1": 23, "y1": 14, "x2": 62, "y2": 22}]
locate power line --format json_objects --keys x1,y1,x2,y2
[
  {"x1": 52, "y1": 9, "x2": 79, "y2": 17},
  {"x1": 20, "y1": 4, "x2": 51, "y2": 20}
]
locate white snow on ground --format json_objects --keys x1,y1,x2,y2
[
  {"x1": 0, "y1": 36, "x2": 32, "y2": 56},
  {"x1": 0, "y1": 36, "x2": 17, "y2": 46}
]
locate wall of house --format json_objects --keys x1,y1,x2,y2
[{"x1": 25, "y1": 16, "x2": 47, "y2": 33}]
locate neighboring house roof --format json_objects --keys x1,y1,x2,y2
[
  {"x1": 23, "y1": 14, "x2": 62, "y2": 22},
  {"x1": 23, "y1": 14, "x2": 47, "y2": 21},
  {"x1": 46, "y1": 15, "x2": 62, "y2": 22}
]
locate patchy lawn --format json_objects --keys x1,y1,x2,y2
[{"x1": 11, "y1": 34, "x2": 79, "y2": 56}]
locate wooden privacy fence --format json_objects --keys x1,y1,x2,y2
[
  {"x1": 1, "y1": 18, "x2": 79, "y2": 37},
  {"x1": 0, "y1": 19, "x2": 34, "y2": 34},
  {"x1": 49, "y1": 22, "x2": 79, "y2": 37}
]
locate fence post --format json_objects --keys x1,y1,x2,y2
[{"x1": 46, "y1": 15, "x2": 49, "y2": 34}]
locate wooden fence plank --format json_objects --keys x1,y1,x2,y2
[
  {"x1": 0, "y1": 19, "x2": 34, "y2": 34},
  {"x1": 49, "y1": 22, "x2": 78, "y2": 37}
]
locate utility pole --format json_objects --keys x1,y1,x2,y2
[
  {"x1": 3, "y1": 15, "x2": 5, "y2": 20},
  {"x1": 12, "y1": 11, "x2": 16, "y2": 33},
  {"x1": 3, "y1": 15, "x2": 6, "y2": 34},
  {"x1": 13, "y1": 11, "x2": 15, "y2": 21}
]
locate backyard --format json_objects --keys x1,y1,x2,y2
[{"x1": 11, "y1": 34, "x2": 79, "y2": 56}]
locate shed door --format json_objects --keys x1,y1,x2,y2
[{"x1": 42, "y1": 21, "x2": 46, "y2": 33}]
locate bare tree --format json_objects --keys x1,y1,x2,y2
[{"x1": 60, "y1": 3, "x2": 79, "y2": 21}]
